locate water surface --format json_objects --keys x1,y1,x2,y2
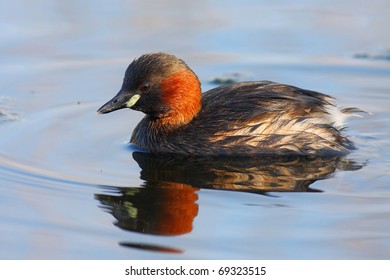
[{"x1": 0, "y1": 0, "x2": 390, "y2": 259}]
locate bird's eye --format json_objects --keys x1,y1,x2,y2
[{"x1": 139, "y1": 82, "x2": 151, "y2": 93}]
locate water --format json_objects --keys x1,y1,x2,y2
[{"x1": 0, "y1": 0, "x2": 389, "y2": 259}]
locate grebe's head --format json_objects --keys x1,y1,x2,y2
[{"x1": 97, "y1": 52, "x2": 202, "y2": 127}]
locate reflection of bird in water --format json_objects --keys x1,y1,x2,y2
[
  {"x1": 95, "y1": 153, "x2": 364, "y2": 239},
  {"x1": 133, "y1": 152, "x2": 362, "y2": 193},
  {"x1": 97, "y1": 182, "x2": 198, "y2": 236}
]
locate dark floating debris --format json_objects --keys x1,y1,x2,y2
[
  {"x1": 0, "y1": 98, "x2": 19, "y2": 124},
  {"x1": 354, "y1": 48, "x2": 390, "y2": 61},
  {"x1": 209, "y1": 72, "x2": 252, "y2": 85}
]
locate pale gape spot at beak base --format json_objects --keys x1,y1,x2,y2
[{"x1": 127, "y1": 94, "x2": 141, "y2": 108}]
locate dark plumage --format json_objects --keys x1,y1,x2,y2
[{"x1": 98, "y1": 52, "x2": 360, "y2": 156}]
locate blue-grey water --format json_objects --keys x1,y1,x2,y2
[{"x1": 0, "y1": 0, "x2": 389, "y2": 259}]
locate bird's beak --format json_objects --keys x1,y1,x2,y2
[{"x1": 97, "y1": 90, "x2": 141, "y2": 114}]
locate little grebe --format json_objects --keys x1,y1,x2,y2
[{"x1": 98, "y1": 52, "x2": 360, "y2": 156}]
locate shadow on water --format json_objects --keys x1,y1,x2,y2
[{"x1": 95, "y1": 152, "x2": 364, "y2": 254}]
